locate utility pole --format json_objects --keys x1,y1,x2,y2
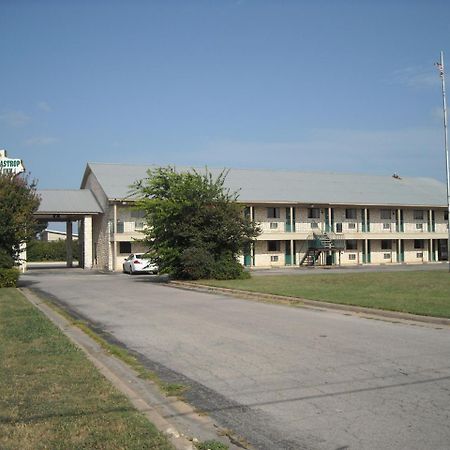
[{"x1": 436, "y1": 51, "x2": 450, "y2": 270}]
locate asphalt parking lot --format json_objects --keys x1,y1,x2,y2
[{"x1": 21, "y1": 268, "x2": 450, "y2": 450}]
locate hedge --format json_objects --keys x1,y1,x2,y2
[
  {"x1": 27, "y1": 239, "x2": 79, "y2": 262},
  {"x1": 0, "y1": 268, "x2": 20, "y2": 288}
]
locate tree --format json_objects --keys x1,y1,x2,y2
[
  {"x1": 134, "y1": 167, "x2": 260, "y2": 280},
  {"x1": 0, "y1": 173, "x2": 41, "y2": 267}
]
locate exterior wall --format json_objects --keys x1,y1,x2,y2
[
  {"x1": 370, "y1": 239, "x2": 397, "y2": 264},
  {"x1": 110, "y1": 205, "x2": 149, "y2": 271},
  {"x1": 103, "y1": 201, "x2": 448, "y2": 271},
  {"x1": 251, "y1": 204, "x2": 448, "y2": 268},
  {"x1": 82, "y1": 172, "x2": 110, "y2": 270},
  {"x1": 40, "y1": 230, "x2": 79, "y2": 241},
  {"x1": 403, "y1": 239, "x2": 428, "y2": 263}
]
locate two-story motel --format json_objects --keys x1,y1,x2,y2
[{"x1": 36, "y1": 162, "x2": 449, "y2": 271}]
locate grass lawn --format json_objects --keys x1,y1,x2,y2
[
  {"x1": 197, "y1": 271, "x2": 450, "y2": 318},
  {"x1": 0, "y1": 288, "x2": 173, "y2": 450}
]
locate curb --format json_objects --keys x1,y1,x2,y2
[
  {"x1": 20, "y1": 288, "x2": 197, "y2": 450},
  {"x1": 169, "y1": 281, "x2": 450, "y2": 327}
]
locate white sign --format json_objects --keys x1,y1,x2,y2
[{"x1": 0, "y1": 149, "x2": 25, "y2": 175}]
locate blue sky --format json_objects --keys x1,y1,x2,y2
[{"x1": 1, "y1": 0, "x2": 450, "y2": 190}]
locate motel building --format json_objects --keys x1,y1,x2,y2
[{"x1": 30, "y1": 162, "x2": 449, "y2": 271}]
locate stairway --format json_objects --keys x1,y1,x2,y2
[
  {"x1": 299, "y1": 249, "x2": 322, "y2": 266},
  {"x1": 299, "y1": 232, "x2": 335, "y2": 266}
]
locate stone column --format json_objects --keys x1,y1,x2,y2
[
  {"x1": 66, "y1": 221, "x2": 73, "y2": 268},
  {"x1": 83, "y1": 215, "x2": 93, "y2": 269}
]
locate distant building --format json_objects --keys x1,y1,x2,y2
[
  {"x1": 35, "y1": 163, "x2": 449, "y2": 270},
  {"x1": 39, "y1": 229, "x2": 79, "y2": 241}
]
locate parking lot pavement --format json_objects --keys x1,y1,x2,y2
[{"x1": 21, "y1": 269, "x2": 450, "y2": 450}]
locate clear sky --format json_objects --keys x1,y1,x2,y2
[{"x1": 1, "y1": 0, "x2": 450, "y2": 190}]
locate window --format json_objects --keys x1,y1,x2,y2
[
  {"x1": 445, "y1": 211, "x2": 449, "y2": 221},
  {"x1": 415, "y1": 223, "x2": 423, "y2": 230},
  {"x1": 383, "y1": 223, "x2": 391, "y2": 230},
  {"x1": 413, "y1": 210, "x2": 424, "y2": 220},
  {"x1": 381, "y1": 239, "x2": 392, "y2": 250},
  {"x1": 267, "y1": 241, "x2": 280, "y2": 252},
  {"x1": 416, "y1": 252, "x2": 423, "y2": 258},
  {"x1": 414, "y1": 239, "x2": 424, "y2": 249},
  {"x1": 311, "y1": 222, "x2": 319, "y2": 228},
  {"x1": 135, "y1": 221, "x2": 145, "y2": 230},
  {"x1": 267, "y1": 207, "x2": 280, "y2": 219},
  {"x1": 308, "y1": 208, "x2": 320, "y2": 219},
  {"x1": 384, "y1": 253, "x2": 391, "y2": 259},
  {"x1": 270, "y1": 255, "x2": 279, "y2": 262},
  {"x1": 348, "y1": 254, "x2": 356, "y2": 260},
  {"x1": 131, "y1": 209, "x2": 145, "y2": 219},
  {"x1": 346, "y1": 240, "x2": 357, "y2": 250},
  {"x1": 269, "y1": 222, "x2": 278, "y2": 229},
  {"x1": 348, "y1": 223, "x2": 356, "y2": 229},
  {"x1": 336, "y1": 223, "x2": 343, "y2": 233},
  {"x1": 345, "y1": 208, "x2": 357, "y2": 219},
  {"x1": 116, "y1": 221, "x2": 124, "y2": 233},
  {"x1": 119, "y1": 241, "x2": 132, "y2": 254},
  {"x1": 380, "y1": 209, "x2": 391, "y2": 220}
]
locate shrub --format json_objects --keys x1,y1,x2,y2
[
  {"x1": 0, "y1": 268, "x2": 20, "y2": 288},
  {"x1": 0, "y1": 249, "x2": 14, "y2": 269},
  {"x1": 27, "y1": 239, "x2": 79, "y2": 262},
  {"x1": 178, "y1": 248, "x2": 250, "y2": 280},
  {"x1": 211, "y1": 253, "x2": 250, "y2": 280},
  {"x1": 179, "y1": 247, "x2": 215, "y2": 280}
]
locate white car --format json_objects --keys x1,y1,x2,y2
[{"x1": 122, "y1": 253, "x2": 158, "y2": 274}]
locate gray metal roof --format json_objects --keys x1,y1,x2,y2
[
  {"x1": 37, "y1": 189, "x2": 103, "y2": 214},
  {"x1": 84, "y1": 162, "x2": 448, "y2": 207}
]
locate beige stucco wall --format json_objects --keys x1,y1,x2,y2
[{"x1": 101, "y1": 202, "x2": 448, "y2": 271}]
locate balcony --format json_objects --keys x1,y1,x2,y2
[{"x1": 109, "y1": 221, "x2": 146, "y2": 238}]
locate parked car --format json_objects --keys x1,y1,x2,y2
[{"x1": 123, "y1": 253, "x2": 158, "y2": 274}]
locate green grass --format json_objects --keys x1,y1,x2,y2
[
  {"x1": 196, "y1": 271, "x2": 450, "y2": 318},
  {"x1": 196, "y1": 440, "x2": 229, "y2": 450},
  {"x1": 0, "y1": 288, "x2": 174, "y2": 450}
]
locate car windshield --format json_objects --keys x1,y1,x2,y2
[{"x1": 135, "y1": 254, "x2": 144, "y2": 259}]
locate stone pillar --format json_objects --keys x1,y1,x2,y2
[
  {"x1": 66, "y1": 221, "x2": 73, "y2": 268},
  {"x1": 83, "y1": 215, "x2": 93, "y2": 269}
]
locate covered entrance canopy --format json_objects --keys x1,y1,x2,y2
[{"x1": 33, "y1": 190, "x2": 103, "y2": 269}]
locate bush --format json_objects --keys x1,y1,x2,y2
[
  {"x1": 211, "y1": 253, "x2": 250, "y2": 280},
  {"x1": 27, "y1": 239, "x2": 79, "y2": 262},
  {"x1": 0, "y1": 249, "x2": 14, "y2": 269},
  {"x1": 0, "y1": 268, "x2": 20, "y2": 288},
  {"x1": 179, "y1": 247, "x2": 215, "y2": 280},
  {"x1": 178, "y1": 247, "x2": 250, "y2": 280}
]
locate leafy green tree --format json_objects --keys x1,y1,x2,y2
[
  {"x1": 0, "y1": 173, "x2": 41, "y2": 266},
  {"x1": 134, "y1": 167, "x2": 260, "y2": 280}
]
